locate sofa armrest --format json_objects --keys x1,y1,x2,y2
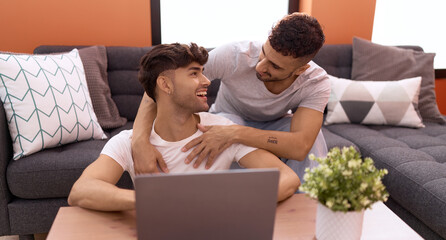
[{"x1": 0, "y1": 101, "x2": 13, "y2": 235}]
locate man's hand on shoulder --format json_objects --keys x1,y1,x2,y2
[
  {"x1": 131, "y1": 133, "x2": 168, "y2": 174},
  {"x1": 182, "y1": 123, "x2": 240, "y2": 169}
]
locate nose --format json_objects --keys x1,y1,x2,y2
[
  {"x1": 200, "y1": 74, "x2": 211, "y2": 87},
  {"x1": 256, "y1": 59, "x2": 267, "y2": 73}
]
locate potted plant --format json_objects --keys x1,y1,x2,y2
[{"x1": 300, "y1": 146, "x2": 389, "y2": 240}]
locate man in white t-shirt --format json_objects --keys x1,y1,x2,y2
[
  {"x1": 131, "y1": 13, "x2": 330, "y2": 182},
  {"x1": 68, "y1": 43, "x2": 300, "y2": 211}
]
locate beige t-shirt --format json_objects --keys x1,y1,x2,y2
[{"x1": 206, "y1": 41, "x2": 331, "y2": 121}]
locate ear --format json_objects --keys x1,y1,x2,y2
[
  {"x1": 293, "y1": 64, "x2": 310, "y2": 76},
  {"x1": 157, "y1": 75, "x2": 174, "y2": 95}
]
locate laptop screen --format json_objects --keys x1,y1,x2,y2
[{"x1": 135, "y1": 169, "x2": 279, "y2": 240}]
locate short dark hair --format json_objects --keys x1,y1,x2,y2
[
  {"x1": 138, "y1": 43, "x2": 208, "y2": 101},
  {"x1": 269, "y1": 13, "x2": 325, "y2": 62}
]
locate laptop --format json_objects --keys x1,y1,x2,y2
[{"x1": 134, "y1": 168, "x2": 279, "y2": 240}]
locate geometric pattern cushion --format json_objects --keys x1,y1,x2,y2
[
  {"x1": 325, "y1": 75, "x2": 425, "y2": 128},
  {"x1": 351, "y1": 37, "x2": 444, "y2": 124},
  {"x1": 0, "y1": 49, "x2": 106, "y2": 160}
]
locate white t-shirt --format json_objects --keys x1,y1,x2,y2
[
  {"x1": 101, "y1": 112, "x2": 257, "y2": 182},
  {"x1": 205, "y1": 41, "x2": 331, "y2": 121}
]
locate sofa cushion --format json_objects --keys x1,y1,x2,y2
[
  {"x1": 106, "y1": 46, "x2": 152, "y2": 121},
  {"x1": 313, "y1": 44, "x2": 353, "y2": 79},
  {"x1": 371, "y1": 148, "x2": 446, "y2": 238},
  {"x1": 6, "y1": 139, "x2": 107, "y2": 199},
  {"x1": 351, "y1": 37, "x2": 445, "y2": 124},
  {"x1": 325, "y1": 75, "x2": 424, "y2": 128},
  {"x1": 6, "y1": 121, "x2": 135, "y2": 199},
  {"x1": 78, "y1": 46, "x2": 127, "y2": 129},
  {"x1": 0, "y1": 49, "x2": 106, "y2": 160}
]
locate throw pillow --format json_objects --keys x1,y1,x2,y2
[
  {"x1": 78, "y1": 46, "x2": 127, "y2": 129},
  {"x1": 325, "y1": 75, "x2": 425, "y2": 128},
  {"x1": 0, "y1": 49, "x2": 107, "y2": 160},
  {"x1": 351, "y1": 37, "x2": 445, "y2": 124}
]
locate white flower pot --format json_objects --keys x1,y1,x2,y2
[{"x1": 315, "y1": 202, "x2": 364, "y2": 240}]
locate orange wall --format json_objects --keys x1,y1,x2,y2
[
  {"x1": 1, "y1": 0, "x2": 445, "y2": 114},
  {"x1": 300, "y1": 0, "x2": 376, "y2": 44},
  {"x1": 300, "y1": 0, "x2": 445, "y2": 114},
  {"x1": 0, "y1": 0, "x2": 151, "y2": 54},
  {"x1": 435, "y1": 79, "x2": 446, "y2": 114}
]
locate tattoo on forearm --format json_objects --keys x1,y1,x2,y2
[{"x1": 267, "y1": 137, "x2": 278, "y2": 144}]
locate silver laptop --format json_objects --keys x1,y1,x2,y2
[{"x1": 134, "y1": 168, "x2": 279, "y2": 240}]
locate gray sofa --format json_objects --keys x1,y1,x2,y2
[{"x1": 0, "y1": 44, "x2": 445, "y2": 240}]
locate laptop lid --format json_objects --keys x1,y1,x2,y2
[{"x1": 135, "y1": 168, "x2": 279, "y2": 240}]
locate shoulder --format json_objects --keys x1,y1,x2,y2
[
  {"x1": 210, "y1": 41, "x2": 261, "y2": 59},
  {"x1": 306, "y1": 61, "x2": 328, "y2": 79},
  {"x1": 101, "y1": 130, "x2": 133, "y2": 165},
  {"x1": 107, "y1": 130, "x2": 133, "y2": 144},
  {"x1": 302, "y1": 62, "x2": 330, "y2": 87},
  {"x1": 198, "y1": 112, "x2": 234, "y2": 126}
]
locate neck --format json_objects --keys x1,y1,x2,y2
[
  {"x1": 154, "y1": 104, "x2": 199, "y2": 142},
  {"x1": 263, "y1": 75, "x2": 297, "y2": 94}
]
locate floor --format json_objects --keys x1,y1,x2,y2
[{"x1": 0, "y1": 233, "x2": 47, "y2": 240}]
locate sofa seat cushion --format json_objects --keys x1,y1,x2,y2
[
  {"x1": 6, "y1": 139, "x2": 107, "y2": 199},
  {"x1": 373, "y1": 149, "x2": 446, "y2": 238},
  {"x1": 325, "y1": 123, "x2": 446, "y2": 238},
  {"x1": 321, "y1": 127, "x2": 359, "y2": 152}
]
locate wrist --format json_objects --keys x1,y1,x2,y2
[{"x1": 232, "y1": 125, "x2": 244, "y2": 143}]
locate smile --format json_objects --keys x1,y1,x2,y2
[{"x1": 196, "y1": 91, "x2": 207, "y2": 97}]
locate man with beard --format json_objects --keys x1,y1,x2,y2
[
  {"x1": 68, "y1": 43, "x2": 300, "y2": 211},
  {"x1": 132, "y1": 13, "x2": 329, "y2": 184}
]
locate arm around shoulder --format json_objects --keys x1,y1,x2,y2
[
  {"x1": 132, "y1": 93, "x2": 168, "y2": 173},
  {"x1": 238, "y1": 149, "x2": 300, "y2": 202}
]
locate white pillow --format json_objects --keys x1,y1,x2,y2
[
  {"x1": 0, "y1": 49, "x2": 107, "y2": 160},
  {"x1": 325, "y1": 75, "x2": 425, "y2": 128}
]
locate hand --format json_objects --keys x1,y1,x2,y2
[
  {"x1": 131, "y1": 134, "x2": 168, "y2": 174},
  {"x1": 182, "y1": 124, "x2": 238, "y2": 169}
]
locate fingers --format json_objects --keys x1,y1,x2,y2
[
  {"x1": 185, "y1": 143, "x2": 205, "y2": 164},
  {"x1": 134, "y1": 161, "x2": 160, "y2": 175},
  {"x1": 182, "y1": 136, "x2": 203, "y2": 153},
  {"x1": 132, "y1": 141, "x2": 170, "y2": 174},
  {"x1": 205, "y1": 142, "x2": 232, "y2": 169},
  {"x1": 205, "y1": 150, "x2": 220, "y2": 169},
  {"x1": 156, "y1": 150, "x2": 169, "y2": 173},
  {"x1": 193, "y1": 148, "x2": 211, "y2": 168}
]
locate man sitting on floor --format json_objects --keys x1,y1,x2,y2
[{"x1": 68, "y1": 43, "x2": 300, "y2": 211}]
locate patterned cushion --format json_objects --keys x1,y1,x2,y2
[
  {"x1": 78, "y1": 46, "x2": 127, "y2": 129},
  {"x1": 325, "y1": 75, "x2": 424, "y2": 128},
  {"x1": 351, "y1": 37, "x2": 445, "y2": 124},
  {"x1": 0, "y1": 49, "x2": 106, "y2": 160}
]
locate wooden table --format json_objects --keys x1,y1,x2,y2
[{"x1": 47, "y1": 194, "x2": 422, "y2": 240}]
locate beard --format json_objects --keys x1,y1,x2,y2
[
  {"x1": 256, "y1": 71, "x2": 294, "y2": 82},
  {"x1": 171, "y1": 94, "x2": 209, "y2": 114}
]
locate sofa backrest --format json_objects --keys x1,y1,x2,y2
[
  {"x1": 33, "y1": 44, "x2": 423, "y2": 123},
  {"x1": 33, "y1": 44, "x2": 355, "y2": 122},
  {"x1": 313, "y1": 44, "x2": 353, "y2": 79}
]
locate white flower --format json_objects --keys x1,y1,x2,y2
[
  {"x1": 342, "y1": 170, "x2": 352, "y2": 177},
  {"x1": 360, "y1": 197, "x2": 371, "y2": 207},
  {"x1": 342, "y1": 199, "x2": 351, "y2": 209},
  {"x1": 360, "y1": 182, "x2": 368, "y2": 192},
  {"x1": 348, "y1": 159, "x2": 361, "y2": 168},
  {"x1": 326, "y1": 199, "x2": 334, "y2": 208}
]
